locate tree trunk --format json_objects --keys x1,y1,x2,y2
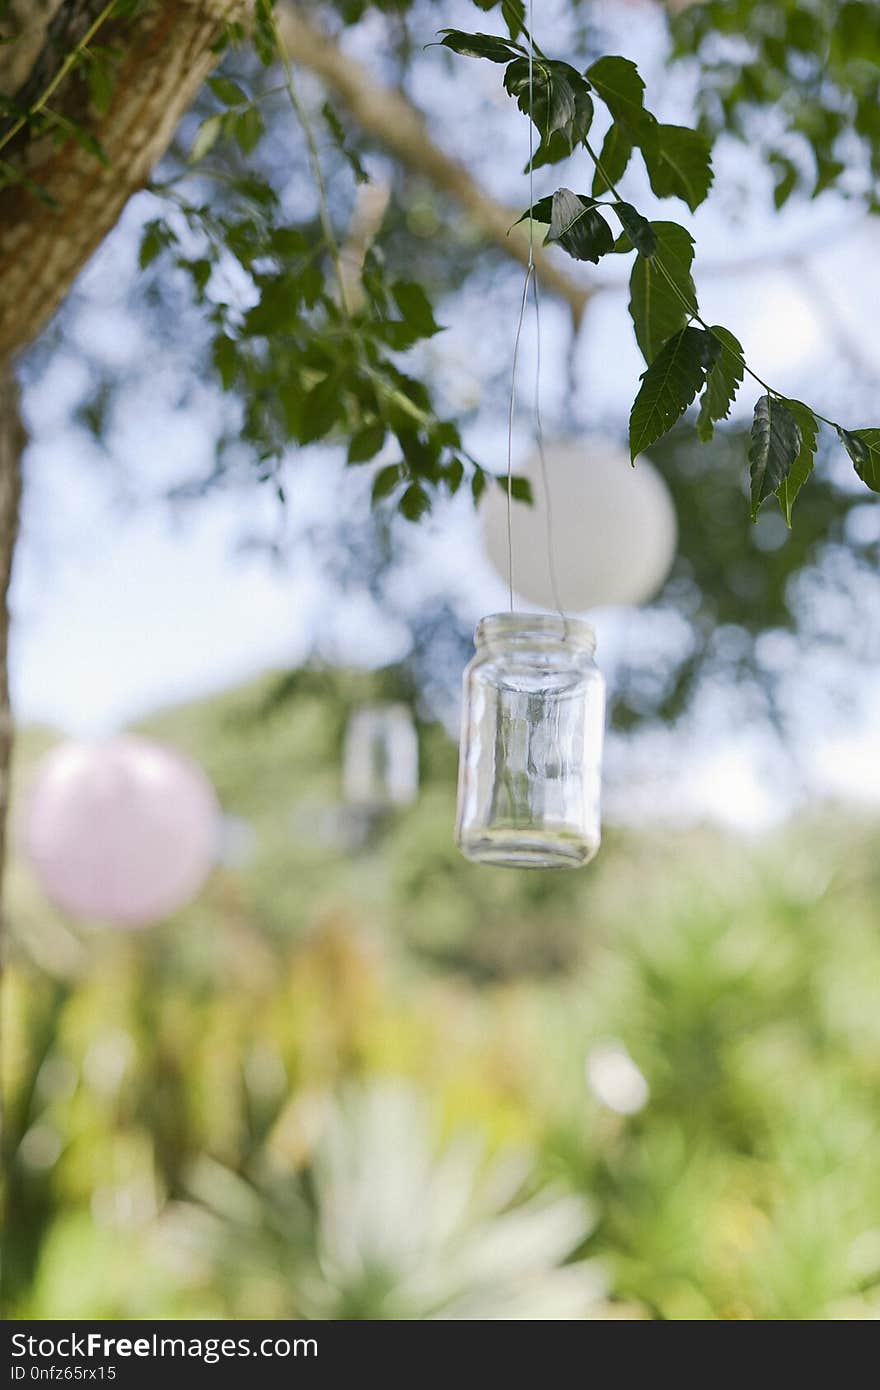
[
  {"x1": 0, "y1": 369, "x2": 24, "y2": 956},
  {"x1": 0, "y1": 0, "x2": 251, "y2": 363}
]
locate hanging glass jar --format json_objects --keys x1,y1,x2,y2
[
  {"x1": 455, "y1": 614, "x2": 605, "y2": 869},
  {"x1": 342, "y1": 702, "x2": 419, "y2": 813}
]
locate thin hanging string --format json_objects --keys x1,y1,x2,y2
[
  {"x1": 506, "y1": 0, "x2": 567, "y2": 629},
  {"x1": 505, "y1": 266, "x2": 533, "y2": 611},
  {"x1": 532, "y1": 270, "x2": 567, "y2": 627},
  {"x1": 505, "y1": 2, "x2": 536, "y2": 612}
]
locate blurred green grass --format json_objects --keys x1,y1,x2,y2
[{"x1": 3, "y1": 670, "x2": 880, "y2": 1319}]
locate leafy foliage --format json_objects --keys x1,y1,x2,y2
[
  {"x1": 465, "y1": 20, "x2": 879, "y2": 519},
  {"x1": 136, "y1": 54, "x2": 486, "y2": 522},
  {"x1": 669, "y1": 0, "x2": 880, "y2": 209},
  {"x1": 7, "y1": 0, "x2": 880, "y2": 530}
]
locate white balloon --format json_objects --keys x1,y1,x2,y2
[{"x1": 482, "y1": 437, "x2": 677, "y2": 611}]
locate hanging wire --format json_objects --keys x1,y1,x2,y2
[
  {"x1": 505, "y1": 1, "x2": 536, "y2": 612},
  {"x1": 505, "y1": 264, "x2": 533, "y2": 612},
  {"x1": 532, "y1": 270, "x2": 568, "y2": 626},
  {"x1": 505, "y1": 0, "x2": 567, "y2": 629}
]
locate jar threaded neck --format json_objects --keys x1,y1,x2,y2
[{"x1": 474, "y1": 612, "x2": 596, "y2": 655}]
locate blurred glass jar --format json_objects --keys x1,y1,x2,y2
[
  {"x1": 455, "y1": 614, "x2": 605, "y2": 869},
  {"x1": 342, "y1": 702, "x2": 419, "y2": 812}
]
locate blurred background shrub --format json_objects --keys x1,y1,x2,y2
[{"x1": 3, "y1": 669, "x2": 879, "y2": 1320}]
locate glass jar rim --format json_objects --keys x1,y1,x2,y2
[{"x1": 474, "y1": 612, "x2": 596, "y2": 654}]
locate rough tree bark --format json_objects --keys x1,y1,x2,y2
[
  {"x1": 0, "y1": 0, "x2": 251, "y2": 932},
  {"x1": 0, "y1": 0, "x2": 252, "y2": 363},
  {"x1": 0, "y1": 370, "x2": 24, "y2": 944}
]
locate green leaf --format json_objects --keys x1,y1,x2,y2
[
  {"x1": 443, "y1": 455, "x2": 465, "y2": 493},
  {"x1": 298, "y1": 375, "x2": 341, "y2": 445},
  {"x1": 628, "y1": 222, "x2": 697, "y2": 363},
  {"x1": 526, "y1": 124, "x2": 585, "y2": 171},
  {"x1": 179, "y1": 256, "x2": 212, "y2": 298},
  {"x1": 207, "y1": 76, "x2": 248, "y2": 105},
  {"x1": 813, "y1": 153, "x2": 845, "y2": 196},
  {"x1": 348, "y1": 422, "x2": 386, "y2": 464},
  {"x1": 190, "y1": 113, "x2": 223, "y2": 163},
  {"x1": 372, "y1": 463, "x2": 403, "y2": 503},
  {"x1": 776, "y1": 400, "x2": 819, "y2": 524},
  {"x1": 770, "y1": 153, "x2": 798, "y2": 209},
  {"x1": 299, "y1": 262, "x2": 323, "y2": 308},
  {"x1": 400, "y1": 482, "x2": 432, "y2": 522},
  {"x1": 243, "y1": 275, "x2": 302, "y2": 335},
  {"x1": 212, "y1": 334, "x2": 239, "y2": 391},
  {"x1": 696, "y1": 326, "x2": 745, "y2": 441},
  {"x1": 138, "y1": 218, "x2": 174, "y2": 269},
  {"x1": 231, "y1": 173, "x2": 279, "y2": 210},
  {"x1": 377, "y1": 282, "x2": 441, "y2": 351},
  {"x1": 528, "y1": 81, "x2": 594, "y2": 167},
  {"x1": 629, "y1": 326, "x2": 717, "y2": 461},
  {"x1": 544, "y1": 189, "x2": 612, "y2": 263},
  {"x1": 513, "y1": 195, "x2": 554, "y2": 227},
  {"x1": 86, "y1": 58, "x2": 115, "y2": 115},
  {"x1": 501, "y1": 0, "x2": 526, "y2": 39},
  {"x1": 395, "y1": 427, "x2": 439, "y2": 479},
  {"x1": 269, "y1": 227, "x2": 308, "y2": 257},
  {"x1": 391, "y1": 281, "x2": 441, "y2": 339},
  {"x1": 322, "y1": 102, "x2": 369, "y2": 184},
  {"x1": 642, "y1": 123, "x2": 714, "y2": 211},
  {"x1": 585, "y1": 55, "x2": 656, "y2": 141},
  {"x1": 837, "y1": 426, "x2": 880, "y2": 492},
  {"x1": 495, "y1": 474, "x2": 534, "y2": 503},
  {"x1": 438, "y1": 30, "x2": 516, "y2": 62},
  {"x1": 611, "y1": 203, "x2": 657, "y2": 256},
  {"x1": 471, "y1": 0, "x2": 526, "y2": 39},
  {"x1": 472, "y1": 468, "x2": 488, "y2": 504},
  {"x1": 748, "y1": 395, "x2": 802, "y2": 520},
  {"x1": 504, "y1": 58, "x2": 593, "y2": 153},
  {"x1": 591, "y1": 123, "x2": 633, "y2": 196},
  {"x1": 234, "y1": 106, "x2": 264, "y2": 154}
]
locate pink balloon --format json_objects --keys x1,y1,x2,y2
[{"x1": 24, "y1": 736, "x2": 220, "y2": 927}]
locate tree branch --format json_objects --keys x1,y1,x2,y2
[{"x1": 277, "y1": 5, "x2": 593, "y2": 329}]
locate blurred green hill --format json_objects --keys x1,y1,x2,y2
[{"x1": 3, "y1": 670, "x2": 880, "y2": 1320}]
